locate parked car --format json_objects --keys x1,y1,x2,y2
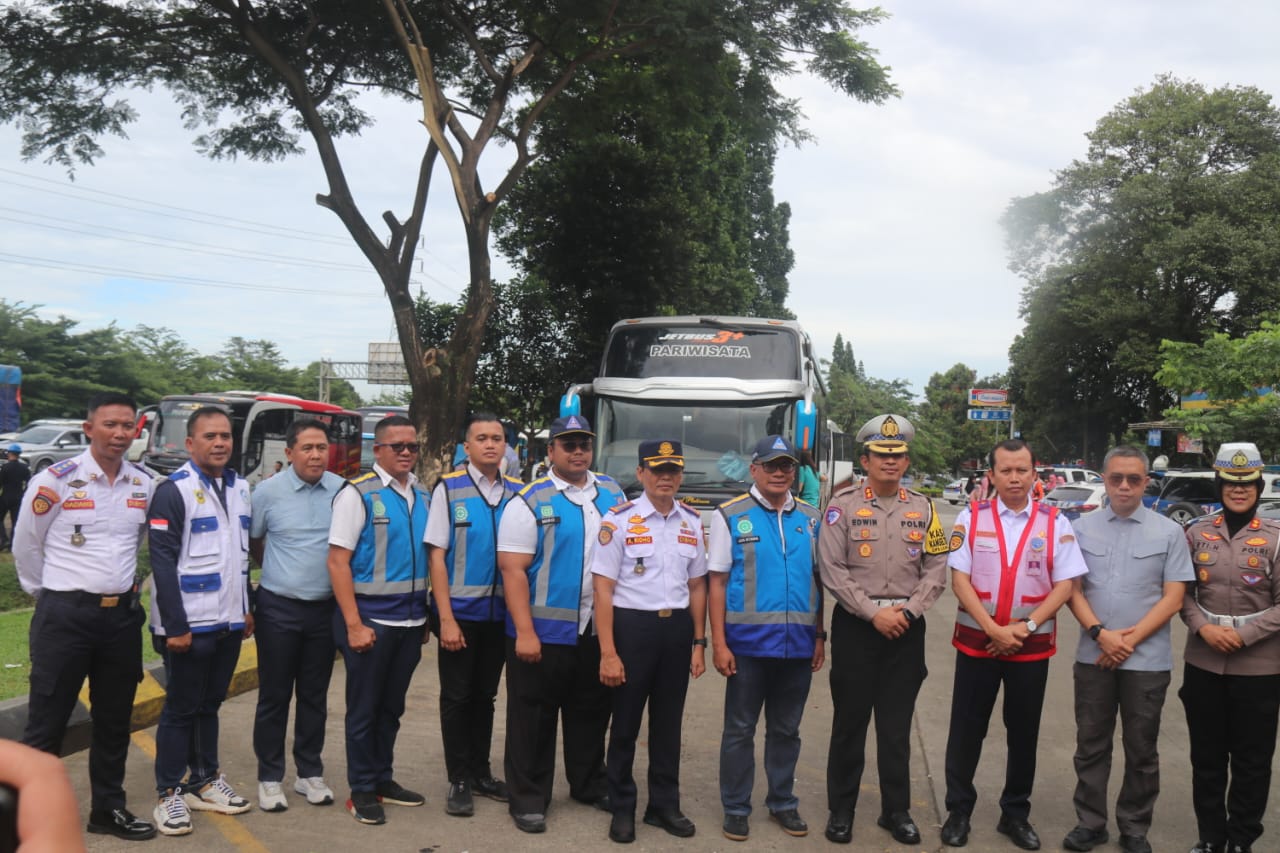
[
  {"x1": 1155, "y1": 470, "x2": 1280, "y2": 524},
  {"x1": 1042, "y1": 483, "x2": 1108, "y2": 521},
  {"x1": 943, "y1": 479, "x2": 965, "y2": 505},
  {"x1": 1188, "y1": 497, "x2": 1280, "y2": 527},
  {"x1": 10, "y1": 419, "x2": 87, "y2": 472},
  {"x1": 1040, "y1": 466, "x2": 1103, "y2": 484}
]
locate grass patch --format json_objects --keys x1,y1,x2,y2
[{"x1": 0, "y1": 547, "x2": 162, "y2": 701}]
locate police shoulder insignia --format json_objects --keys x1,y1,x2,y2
[
  {"x1": 48, "y1": 458, "x2": 78, "y2": 478},
  {"x1": 31, "y1": 485, "x2": 60, "y2": 515},
  {"x1": 609, "y1": 500, "x2": 635, "y2": 516},
  {"x1": 825, "y1": 506, "x2": 843, "y2": 526},
  {"x1": 598, "y1": 522, "x2": 616, "y2": 545}
]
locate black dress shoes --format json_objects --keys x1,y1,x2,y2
[
  {"x1": 825, "y1": 811, "x2": 853, "y2": 844},
  {"x1": 643, "y1": 806, "x2": 696, "y2": 837},
  {"x1": 1118, "y1": 834, "x2": 1152, "y2": 853},
  {"x1": 996, "y1": 814, "x2": 1041, "y2": 851},
  {"x1": 512, "y1": 812, "x2": 546, "y2": 833},
  {"x1": 87, "y1": 808, "x2": 158, "y2": 841},
  {"x1": 472, "y1": 775, "x2": 508, "y2": 802},
  {"x1": 878, "y1": 811, "x2": 921, "y2": 844},
  {"x1": 445, "y1": 781, "x2": 474, "y2": 816},
  {"x1": 1063, "y1": 825, "x2": 1109, "y2": 851},
  {"x1": 769, "y1": 808, "x2": 808, "y2": 837},
  {"x1": 609, "y1": 812, "x2": 636, "y2": 843},
  {"x1": 941, "y1": 811, "x2": 971, "y2": 847}
]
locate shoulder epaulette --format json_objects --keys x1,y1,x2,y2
[
  {"x1": 906, "y1": 486, "x2": 926, "y2": 498},
  {"x1": 608, "y1": 500, "x2": 636, "y2": 516},
  {"x1": 975, "y1": 499, "x2": 991, "y2": 510},
  {"x1": 441, "y1": 470, "x2": 466, "y2": 481},
  {"x1": 676, "y1": 501, "x2": 701, "y2": 518},
  {"x1": 1036, "y1": 502, "x2": 1054, "y2": 515},
  {"x1": 168, "y1": 469, "x2": 190, "y2": 482},
  {"x1": 48, "y1": 458, "x2": 78, "y2": 478},
  {"x1": 832, "y1": 483, "x2": 858, "y2": 498},
  {"x1": 350, "y1": 471, "x2": 377, "y2": 485}
]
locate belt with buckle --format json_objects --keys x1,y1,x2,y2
[
  {"x1": 1198, "y1": 604, "x2": 1269, "y2": 629},
  {"x1": 870, "y1": 597, "x2": 909, "y2": 608},
  {"x1": 43, "y1": 589, "x2": 132, "y2": 608}
]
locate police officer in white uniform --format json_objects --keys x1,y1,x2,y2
[
  {"x1": 592, "y1": 439, "x2": 708, "y2": 844},
  {"x1": 14, "y1": 391, "x2": 157, "y2": 841}
]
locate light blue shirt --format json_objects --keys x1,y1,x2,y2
[
  {"x1": 250, "y1": 466, "x2": 345, "y2": 600},
  {"x1": 1073, "y1": 505, "x2": 1195, "y2": 671}
]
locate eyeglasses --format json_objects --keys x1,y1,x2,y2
[
  {"x1": 375, "y1": 442, "x2": 420, "y2": 454},
  {"x1": 759, "y1": 460, "x2": 796, "y2": 474},
  {"x1": 1105, "y1": 473, "x2": 1146, "y2": 487},
  {"x1": 557, "y1": 439, "x2": 593, "y2": 453}
]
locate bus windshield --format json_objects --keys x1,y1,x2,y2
[
  {"x1": 595, "y1": 398, "x2": 793, "y2": 492},
  {"x1": 602, "y1": 324, "x2": 801, "y2": 381}
]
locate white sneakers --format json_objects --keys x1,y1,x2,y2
[
  {"x1": 184, "y1": 774, "x2": 252, "y2": 815},
  {"x1": 294, "y1": 776, "x2": 335, "y2": 806},
  {"x1": 154, "y1": 790, "x2": 193, "y2": 836},
  {"x1": 258, "y1": 780, "x2": 288, "y2": 812}
]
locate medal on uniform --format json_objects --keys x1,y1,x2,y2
[
  {"x1": 70, "y1": 524, "x2": 86, "y2": 547},
  {"x1": 634, "y1": 557, "x2": 646, "y2": 575}
]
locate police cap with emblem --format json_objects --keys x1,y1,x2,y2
[
  {"x1": 1213, "y1": 441, "x2": 1264, "y2": 482},
  {"x1": 638, "y1": 439, "x2": 684, "y2": 469},
  {"x1": 751, "y1": 434, "x2": 799, "y2": 464},
  {"x1": 857, "y1": 414, "x2": 914, "y2": 455},
  {"x1": 549, "y1": 414, "x2": 594, "y2": 439}
]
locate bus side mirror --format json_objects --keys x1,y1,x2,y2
[{"x1": 795, "y1": 399, "x2": 816, "y2": 451}]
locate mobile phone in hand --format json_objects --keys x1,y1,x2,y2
[{"x1": 0, "y1": 783, "x2": 16, "y2": 853}]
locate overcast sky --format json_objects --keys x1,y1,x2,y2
[{"x1": 2, "y1": 1, "x2": 1278, "y2": 406}]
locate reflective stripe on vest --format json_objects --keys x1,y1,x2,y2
[
  {"x1": 351, "y1": 476, "x2": 429, "y2": 597},
  {"x1": 442, "y1": 474, "x2": 519, "y2": 617}
]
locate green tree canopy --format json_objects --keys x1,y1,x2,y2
[{"x1": 1003, "y1": 75, "x2": 1280, "y2": 466}]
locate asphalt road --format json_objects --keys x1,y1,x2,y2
[{"x1": 65, "y1": 502, "x2": 1273, "y2": 852}]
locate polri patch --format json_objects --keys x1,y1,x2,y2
[{"x1": 825, "y1": 507, "x2": 843, "y2": 526}]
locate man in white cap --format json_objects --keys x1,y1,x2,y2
[
  {"x1": 818, "y1": 414, "x2": 948, "y2": 846},
  {"x1": 1180, "y1": 441, "x2": 1280, "y2": 853}
]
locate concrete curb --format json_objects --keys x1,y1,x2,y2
[{"x1": 0, "y1": 637, "x2": 260, "y2": 754}]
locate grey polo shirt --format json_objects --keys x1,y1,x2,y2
[{"x1": 1073, "y1": 505, "x2": 1195, "y2": 671}]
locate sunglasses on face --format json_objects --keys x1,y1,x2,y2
[
  {"x1": 557, "y1": 439, "x2": 593, "y2": 453},
  {"x1": 760, "y1": 460, "x2": 796, "y2": 474},
  {"x1": 1105, "y1": 473, "x2": 1146, "y2": 487},
  {"x1": 375, "y1": 442, "x2": 420, "y2": 454}
]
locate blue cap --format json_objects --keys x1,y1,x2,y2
[
  {"x1": 5, "y1": 444, "x2": 19, "y2": 454},
  {"x1": 638, "y1": 439, "x2": 684, "y2": 468},
  {"x1": 751, "y1": 435, "x2": 798, "y2": 464},
  {"x1": 548, "y1": 415, "x2": 593, "y2": 439}
]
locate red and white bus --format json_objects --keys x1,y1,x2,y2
[{"x1": 141, "y1": 391, "x2": 362, "y2": 484}]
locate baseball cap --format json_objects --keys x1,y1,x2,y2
[
  {"x1": 5, "y1": 444, "x2": 19, "y2": 454},
  {"x1": 751, "y1": 435, "x2": 798, "y2": 464},
  {"x1": 548, "y1": 415, "x2": 593, "y2": 440},
  {"x1": 638, "y1": 439, "x2": 684, "y2": 469}
]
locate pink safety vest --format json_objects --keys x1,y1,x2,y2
[{"x1": 952, "y1": 500, "x2": 1059, "y2": 662}]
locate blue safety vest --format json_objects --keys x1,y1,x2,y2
[
  {"x1": 348, "y1": 473, "x2": 430, "y2": 622},
  {"x1": 438, "y1": 469, "x2": 521, "y2": 622},
  {"x1": 718, "y1": 493, "x2": 821, "y2": 658},
  {"x1": 509, "y1": 474, "x2": 625, "y2": 645}
]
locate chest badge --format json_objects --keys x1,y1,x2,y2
[{"x1": 858, "y1": 543, "x2": 873, "y2": 558}]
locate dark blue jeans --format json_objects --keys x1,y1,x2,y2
[
  {"x1": 252, "y1": 588, "x2": 336, "y2": 782},
  {"x1": 333, "y1": 613, "x2": 423, "y2": 793},
  {"x1": 719, "y1": 655, "x2": 813, "y2": 816},
  {"x1": 154, "y1": 630, "x2": 244, "y2": 793}
]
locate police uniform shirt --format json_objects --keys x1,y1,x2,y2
[
  {"x1": 948, "y1": 497, "x2": 1089, "y2": 581},
  {"x1": 13, "y1": 450, "x2": 152, "y2": 596},
  {"x1": 424, "y1": 462, "x2": 511, "y2": 550},
  {"x1": 496, "y1": 468, "x2": 605, "y2": 634},
  {"x1": 818, "y1": 483, "x2": 948, "y2": 620},
  {"x1": 707, "y1": 485, "x2": 795, "y2": 574},
  {"x1": 328, "y1": 463, "x2": 425, "y2": 628},
  {"x1": 590, "y1": 493, "x2": 707, "y2": 611}
]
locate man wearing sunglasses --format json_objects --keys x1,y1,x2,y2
[
  {"x1": 327, "y1": 414, "x2": 431, "y2": 826},
  {"x1": 1060, "y1": 446, "x2": 1192, "y2": 853},
  {"x1": 818, "y1": 414, "x2": 948, "y2": 846},
  {"x1": 709, "y1": 434, "x2": 824, "y2": 843},
  {"x1": 497, "y1": 415, "x2": 627, "y2": 834}
]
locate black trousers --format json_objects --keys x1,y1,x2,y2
[
  {"x1": 607, "y1": 608, "x2": 693, "y2": 815},
  {"x1": 503, "y1": 633, "x2": 610, "y2": 816},
  {"x1": 22, "y1": 590, "x2": 144, "y2": 811},
  {"x1": 436, "y1": 618, "x2": 506, "y2": 783},
  {"x1": 827, "y1": 607, "x2": 927, "y2": 816},
  {"x1": 0, "y1": 500, "x2": 18, "y2": 546},
  {"x1": 943, "y1": 652, "x2": 1049, "y2": 820},
  {"x1": 251, "y1": 588, "x2": 336, "y2": 782},
  {"x1": 1179, "y1": 662, "x2": 1280, "y2": 849}
]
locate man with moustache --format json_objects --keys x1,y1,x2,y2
[
  {"x1": 497, "y1": 414, "x2": 626, "y2": 834},
  {"x1": 941, "y1": 439, "x2": 1088, "y2": 851},
  {"x1": 709, "y1": 434, "x2": 825, "y2": 843},
  {"x1": 427, "y1": 411, "x2": 522, "y2": 816},
  {"x1": 148, "y1": 406, "x2": 254, "y2": 836},
  {"x1": 15, "y1": 392, "x2": 157, "y2": 841}
]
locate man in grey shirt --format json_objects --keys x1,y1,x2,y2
[{"x1": 1063, "y1": 446, "x2": 1194, "y2": 853}]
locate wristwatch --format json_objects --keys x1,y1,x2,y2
[
  {"x1": 1088, "y1": 624, "x2": 1103, "y2": 640},
  {"x1": 815, "y1": 631, "x2": 828, "y2": 641},
  {"x1": 1025, "y1": 618, "x2": 1038, "y2": 633},
  {"x1": 692, "y1": 638, "x2": 708, "y2": 648}
]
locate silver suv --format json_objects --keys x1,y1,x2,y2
[{"x1": 10, "y1": 420, "x2": 87, "y2": 472}]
